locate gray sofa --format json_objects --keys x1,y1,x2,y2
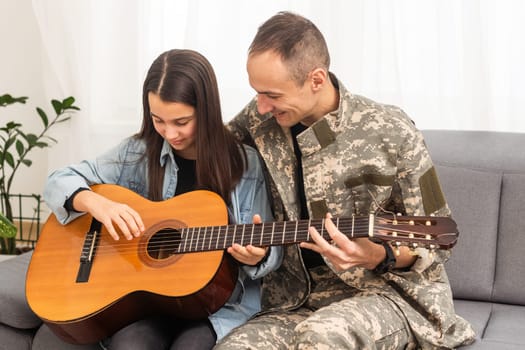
[
  {"x1": 423, "y1": 130, "x2": 525, "y2": 350},
  {"x1": 1, "y1": 130, "x2": 524, "y2": 349}
]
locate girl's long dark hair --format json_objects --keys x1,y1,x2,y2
[{"x1": 136, "y1": 49, "x2": 246, "y2": 203}]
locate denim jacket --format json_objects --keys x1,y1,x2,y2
[{"x1": 43, "y1": 136, "x2": 283, "y2": 341}]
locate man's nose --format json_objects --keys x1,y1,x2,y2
[{"x1": 256, "y1": 94, "x2": 273, "y2": 115}]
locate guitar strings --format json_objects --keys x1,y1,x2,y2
[{"x1": 85, "y1": 220, "x2": 445, "y2": 257}]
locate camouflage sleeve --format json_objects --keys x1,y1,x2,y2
[
  {"x1": 393, "y1": 125, "x2": 452, "y2": 268},
  {"x1": 395, "y1": 126, "x2": 449, "y2": 216},
  {"x1": 332, "y1": 122, "x2": 453, "y2": 290}
]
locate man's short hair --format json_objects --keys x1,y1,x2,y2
[{"x1": 249, "y1": 11, "x2": 331, "y2": 86}]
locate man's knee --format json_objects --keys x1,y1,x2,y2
[
  {"x1": 215, "y1": 311, "x2": 309, "y2": 350},
  {"x1": 293, "y1": 296, "x2": 412, "y2": 350},
  {"x1": 293, "y1": 313, "x2": 371, "y2": 350}
]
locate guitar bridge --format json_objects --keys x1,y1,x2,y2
[{"x1": 76, "y1": 218, "x2": 102, "y2": 283}]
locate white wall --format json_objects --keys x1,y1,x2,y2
[
  {"x1": 0, "y1": 0, "x2": 50, "y2": 200},
  {"x1": 2, "y1": 0, "x2": 524, "y2": 215}
]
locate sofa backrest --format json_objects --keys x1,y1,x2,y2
[{"x1": 422, "y1": 130, "x2": 525, "y2": 305}]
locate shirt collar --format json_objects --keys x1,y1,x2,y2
[{"x1": 159, "y1": 139, "x2": 175, "y2": 168}]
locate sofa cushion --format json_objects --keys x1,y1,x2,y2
[
  {"x1": 493, "y1": 173, "x2": 525, "y2": 305},
  {"x1": 455, "y1": 300, "x2": 525, "y2": 349},
  {"x1": 32, "y1": 324, "x2": 101, "y2": 350},
  {"x1": 435, "y1": 165, "x2": 500, "y2": 301},
  {"x1": 0, "y1": 251, "x2": 42, "y2": 329},
  {"x1": 0, "y1": 322, "x2": 35, "y2": 350},
  {"x1": 453, "y1": 299, "x2": 491, "y2": 342}
]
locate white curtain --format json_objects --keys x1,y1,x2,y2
[{"x1": 32, "y1": 0, "x2": 525, "y2": 172}]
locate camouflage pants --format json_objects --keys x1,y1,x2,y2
[{"x1": 214, "y1": 266, "x2": 416, "y2": 350}]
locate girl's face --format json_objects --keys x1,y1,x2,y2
[{"x1": 148, "y1": 92, "x2": 197, "y2": 159}]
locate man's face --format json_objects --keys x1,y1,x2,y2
[{"x1": 247, "y1": 51, "x2": 318, "y2": 127}]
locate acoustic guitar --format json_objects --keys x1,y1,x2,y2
[{"x1": 25, "y1": 184, "x2": 459, "y2": 344}]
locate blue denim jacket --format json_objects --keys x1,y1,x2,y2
[{"x1": 43, "y1": 136, "x2": 283, "y2": 340}]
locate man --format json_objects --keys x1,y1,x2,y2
[{"x1": 215, "y1": 11, "x2": 475, "y2": 350}]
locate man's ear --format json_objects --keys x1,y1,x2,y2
[{"x1": 310, "y1": 68, "x2": 328, "y2": 91}]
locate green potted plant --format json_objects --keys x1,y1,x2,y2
[{"x1": 0, "y1": 94, "x2": 79, "y2": 254}]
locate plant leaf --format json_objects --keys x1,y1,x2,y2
[
  {"x1": 51, "y1": 99, "x2": 63, "y2": 115},
  {"x1": 15, "y1": 139, "x2": 24, "y2": 156},
  {"x1": 25, "y1": 134, "x2": 38, "y2": 146},
  {"x1": 0, "y1": 94, "x2": 28, "y2": 107},
  {"x1": 4, "y1": 152, "x2": 14, "y2": 168},
  {"x1": 62, "y1": 96, "x2": 75, "y2": 108},
  {"x1": 21, "y1": 159, "x2": 32, "y2": 167},
  {"x1": 36, "y1": 107, "x2": 49, "y2": 127},
  {"x1": 0, "y1": 213, "x2": 17, "y2": 238},
  {"x1": 6, "y1": 121, "x2": 22, "y2": 130},
  {"x1": 4, "y1": 137, "x2": 15, "y2": 150}
]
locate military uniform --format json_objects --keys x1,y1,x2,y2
[{"x1": 215, "y1": 75, "x2": 475, "y2": 349}]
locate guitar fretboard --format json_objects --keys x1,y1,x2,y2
[{"x1": 175, "y1": 216, "x2": 370, "y2": 253}]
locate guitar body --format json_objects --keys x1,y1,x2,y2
[{"x1": 26, "y1": 184, "x2": 237, "y2": 345}]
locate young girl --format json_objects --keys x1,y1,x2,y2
[{"x1": 43, "y1": 49, "x2": 282, "y2": 349}]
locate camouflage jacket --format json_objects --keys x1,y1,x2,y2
[{"x1": 228, "y1": 76, "x2": 475, "y2": 349}]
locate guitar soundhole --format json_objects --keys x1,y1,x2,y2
[{"x1": 147, "y1": 228, "x2": 182, "y2": 260}]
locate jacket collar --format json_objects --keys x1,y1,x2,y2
[
  {"x1": 159, "y1": 139, "x2": 177, "y2": 169},
  {"x1": 248, "y1": 74, "x2": 350, "y2": 219}
]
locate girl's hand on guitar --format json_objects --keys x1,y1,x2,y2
[
  {"x1": 227, "y1": 214, "x2": 269, "y2": 266},
  {"x1": 228, "y1": 243, "x2": 269, "y2": 266},
  {"x1": 73, "y1": 190, "x2": 145, "y2": 241}
]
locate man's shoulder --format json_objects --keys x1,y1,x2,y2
[
  {"x1": 340, "y1": 92, "x2": 418, "y2": 133},
  {"x1": 346, "y1": 93, "x2": 407, "y2": 117}
]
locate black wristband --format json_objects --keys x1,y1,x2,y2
[
  {"x1": 64, "y1": 187, "x2": 90, "y2": 212},
  {"x1": 373, "y1": 242, "x2": 396, "y2": 275}
]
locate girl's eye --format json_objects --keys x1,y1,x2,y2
[{"x1": 173, "y1": 118, "x2": 193, "y2": 126}]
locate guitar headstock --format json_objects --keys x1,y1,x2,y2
[{"x1": 373, "y1": 215, "x2": 459, "y2": 251}]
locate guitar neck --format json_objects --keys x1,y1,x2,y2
[
  {"x1": 163, "y1": 213, "x2": 459, "y2": 254},
  {"x1": 175, "y1": 216, "x2": 369, "y2": 254}
]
